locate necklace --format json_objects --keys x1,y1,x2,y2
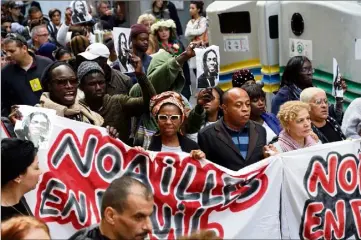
[{"x1": 2, "y1": 199, "x2": 31, "y2": 216}]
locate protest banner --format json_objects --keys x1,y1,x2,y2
[
  {"x1": 281, "y1": 140, "x2": 361, "y2": 239},
  {"x1": 15, "y1": 106, "x2": 361, "y2": 239},
  {"x1": 22, "y1": 107, "x2": 282, "y2": 239}
]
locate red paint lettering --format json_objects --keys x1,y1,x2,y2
[
  {"x1": 303, "y1": 202, "x2": 324, "y2": 240},
  {"x1": 324, "y1": 200, "x2": 345, "y2": 239}
]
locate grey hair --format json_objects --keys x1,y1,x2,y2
[
  {"x1": 300, "y1": 87, "x2": 326, "y2": 103},
  {"x1": 30, "y1": 24, "x2": 47, "y2": 39}
]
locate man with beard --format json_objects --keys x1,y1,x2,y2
[
  {"x1": 69, "y1": 176, "x2": 154, "y2": 240},
  {"x1": 197, "y1": 49, "x2": 218, "y2": 88}
]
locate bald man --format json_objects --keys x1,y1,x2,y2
[{"x1": 198, "y1": 88, "x2": 267, "y2": 171}]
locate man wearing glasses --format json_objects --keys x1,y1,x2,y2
[
  {"x1": 300, "y1": 87, "x2": 346, "y2": 143},
  {"x1": 28, "y1": 25, "x2": 49, "y2": 52},
  {"x1": 1, "y1": 33, "x2": 53, "y2": 116}
]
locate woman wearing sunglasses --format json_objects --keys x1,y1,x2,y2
[{"x1": 147, "y1": 91, "x2": 205, "y2": 160}]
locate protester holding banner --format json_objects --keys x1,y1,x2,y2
[
  {"x1": 148, "y1": 91, "x2": 205, "y2": 159},
  {"x1": 78, "y1": 43, "x2": 133, "y2": 96},
  {"x1": 242, "y1": 84, "x2": 281, "y2": 143},
  {"x1": 300, "y1": 87, "x2": 346, "y2": 143},
  {"x1": 270, "y1": 101, "x2": 320, "y2": 153},
  {"x1": 341, "y1": 97, "x2": 361, "y2": 139},
  {"x1": 38, "y1": 61, "x2": 104, "y2": 126},
  {"x1": 198, "y1": 88, "x2": 267, "y2": 171},
  {"x1": 130, "y1": 43, "x2": 206, "y2": 149},
  {"x1": 69, "y1": 176, "x2": 154, "y2": 240},
  {"x1": 78, "y1": 58, "x2": 156, "y2": 144},
  {"x1": 1, "y1": 139, "x2": 41, "y2": 221},
  {"x1": 232, "y1": 69, "x2": 256, "y2": 88},
  {"x1": 1, "y1": 216, "x2": 51, "y2": 239}
]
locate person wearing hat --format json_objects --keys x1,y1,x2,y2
[
  {"x1": 37, "y1": 61, "x2": 104, "y2": 126},
  {"x1": 8, "y1": 1, "x2": 24, "y2": 25},
  {"x1": 147, "y1": 91, "x2": 205, "y2": 160},
  {"x1": 1, "y1": 138, "x2": 41, "y2": 221},
  {"x1": 232, "y1": 69, "x2": 256, "y2": 88},
  {"x1": 129, "y1": 43, "x2": 209, "y2": 149},
  {"x1": 78, "y1": 43, "x2": 133, "y2": 96},
  {"x1": 1, "y1": 33, "x2": 53, "y2": 117},
  {"x1": 129, "y1": 24, "x2": 152, "y2": 78},
  {"x1": 78, "y1": 58, "x2": 156, "y2": 144}
]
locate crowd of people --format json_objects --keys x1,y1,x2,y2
[{"x1": 1, "y1": 0, "x2": 361, "y2": 239}]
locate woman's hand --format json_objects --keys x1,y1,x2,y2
[
  {"x1": 309, "y1": 131, "x2": 319, "y2": 142},
  {"x1": 132, "y1": 146, "x2": 147, "y2": 153},
  {"x1": 106, "y1": 126, "x2": 119, "y2": 139},
  {"x1": 190, "y1": 149, "x2": 206, "y2": 160},
  {"x1": 8, "y1": 105, "x2": 22, "y2": 125},
  {"x1": 263, "y1": 144, "x2": 278, "y2": 158}
]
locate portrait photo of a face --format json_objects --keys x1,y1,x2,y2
[
  {"x1": 118, "y1": 32, "x2": 129, "y2": 71},
  {"x1": 71, "y1": 0, "x2": 90, "y2": 24},
  {"x1": 22, "y1": 112, "x2": 51, "y2": 148},
  {"x1": 197, "y1": 47, "x2": 220, "y2": 89}
]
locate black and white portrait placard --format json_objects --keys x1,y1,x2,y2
[
  {"x1": 195, "y1": 45, "x2": 220, "y2": 89},
  {"x1": 113, "y1": 27, "x2": 135, "y2": 73},
  {"x1": 70, "y1": 0, "x2": 92, "y2": 24},
  {"x1": 14, "y1": 106, "x2": 56, "y2": 149}
]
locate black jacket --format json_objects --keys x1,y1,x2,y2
[
  {"x1": 197, "y1": 73, "x2": 216, "y2": 88},
  {"x1": 68, "y1": 224, "x2": 109, "y2": 240},
  {"x1": 167, "y1": 1, "x2": 183, "y2": 36},
  {"x1": 148, "y1": 133, "x2": 199, "y2": 153},
  {"x1": 198, "y1": 119, "x2": 267, "y2": 171},
  {"x1": 1, "y1": 52, "x2": 53, "y2": 116}
]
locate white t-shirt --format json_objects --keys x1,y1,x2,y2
[
  {"x1": 161, "y1": 144, "x2": 182, "y2": 153},
  {"x1": 263, "y1": 121, "x2": 277, "y2": 144}
]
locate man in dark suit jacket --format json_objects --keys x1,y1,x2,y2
[{"x1": 198, "y1": 87, "x2": 267, "y2": 171}]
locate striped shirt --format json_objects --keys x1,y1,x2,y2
[{"x1": 223, "y1": 120, "x2": 250, "y2": 160}]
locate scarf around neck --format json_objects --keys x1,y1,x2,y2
[
  {"x1": 38, "y1": 92, "x2": 104, "y2": 126},
  {"x1": 278, "y1": 129, "x2": 317, "y2": 152}
]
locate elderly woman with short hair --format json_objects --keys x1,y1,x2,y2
[
  {"x1": 300, "y1": 87, "x2": 346, "y2": 143},
  {"x1": 267, "y1": 101, "x2": 321, "y2": 153}
]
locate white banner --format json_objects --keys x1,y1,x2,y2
[
  {"x1": 281, "y1": 140, "x2": 361, "y2": 239},
  {"x1": 19, "y1": 106, "x2": 282, "y2": 239},
  {"x1": 12, "y1": 106, "x2": 361, "y2": 239}
]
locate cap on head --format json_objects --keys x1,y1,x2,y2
[
  {"x1": 78, "y1": 43, "x2": 110, "y2": 60},
  {"x1": 77, "y1": 61, "x2": 104, "y2": 83},
  {"x1": 130, "y1": 23, "x2": 149, "y2": 40},
  {"x1": 232, "y1": 69, "x2": 255, "y2": 88}
]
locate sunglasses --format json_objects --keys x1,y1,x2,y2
[
  {"x1": 53, "y1": 78, "x2": 78, "y2": 87},
  {"x1": 157, "y1": 114, "x2": 181, "y2": 121}
]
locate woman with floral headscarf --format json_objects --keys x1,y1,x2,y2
[{"x1": 146, "y1": 91, "x2": 205, "y2": 159}]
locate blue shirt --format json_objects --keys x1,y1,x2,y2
[{"x1": 223, "y1": 120, "x2": 250, "y2": 160}]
